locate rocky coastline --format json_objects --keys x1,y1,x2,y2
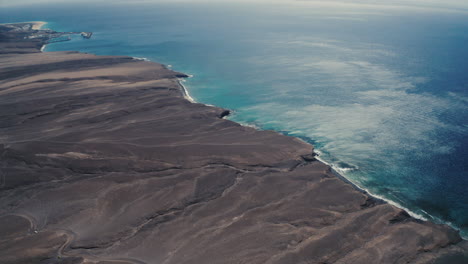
[{"x1": 0, "y1": 22, "x2": 467, "y2": 264}]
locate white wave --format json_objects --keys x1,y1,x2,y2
[
  {"x1": 240, "y1": 50, "x2": 466, "y2": 234},
  {"x1": 309, "y1": 145, "x2": 465, "y2": 239},
  {"x1": 132, "y1": 57, "x2": 150, "y2": 61},
  {"x1": 177, "y1": 79, "x2": 196, "y2": 103},
  {"x1": 177, "y1": 77, "x2": 219, "y2": 107},
  {"x1": 314, "y1": 153, "x2": 429, "y2": 222},
  {"x1": 332, "y1": 165, "x2": 357, "y2": 173},
  {"x1": 234, "y1": 121, "x2": 261, "y2": 130}
]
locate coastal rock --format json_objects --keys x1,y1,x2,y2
[
  {"x1": 218, "y1": 109, "x2": 231, "y2": 119},
  {"x1": 301, "y1": 153, "x2": 317, "y2": 162},
  {"x1": 80, "y1": 32, "x2": 92, "y2": 39}
]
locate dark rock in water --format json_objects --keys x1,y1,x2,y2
[
  {"x1": 218, "y1": 110, "x2": 231, "y2": 119},
  {"x1": 175, "y1": 73, "x2": 189, "y2": 78},
  {"x1": 80, "y1": 32, "x2": 92, "y2": 39},
  {"x1": 0, "y1": 22, "x2": 467, "y2": 264}
]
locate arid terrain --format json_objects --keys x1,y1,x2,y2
[{"x1": 0, "y1": 22, "x2": 467, "y2": 264}]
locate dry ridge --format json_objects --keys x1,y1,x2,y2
[{"x1": 0, "y1": 22, "x2": 467, "y2": 264}]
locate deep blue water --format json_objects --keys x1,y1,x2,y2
[{"x1": 1, "y1": 1, "x2": 467, "y2": 237}]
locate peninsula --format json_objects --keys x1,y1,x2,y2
[{"x1": 0, "y1": 22, "x2": 467, "y2": 264}]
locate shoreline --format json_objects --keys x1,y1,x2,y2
[
  {"x1": 177, "y1": 78, "x2": 197, "y2": 103},
  {"x1": 1, "y1": 21, "x2": 467, "y2": 263},
  {"x1": 177, "y1": 68, "x2": 467, "y2": 237},
  {"x1": 42, "y1": 19, "x2": 466, "y2": 239},
  {"x1": 158, "y1": 62, "x2": 467, "y2": 240},
  {"x1": 173, "y1": 62, "x2": 464, "y2": 236},
  {"x1": 38, "y1": 20, "x2": 49, "y2": 52},
  {"x1": 31, "y1": 21, "x2": 47, "y2": 30},
  {"x1": 0, "y1": 20, "x2": 46, "y2": 29},
  {"x1": 169, "y1": 74, "x2": 433, "y2": 224},
  {"x1": 311, "y1": 153, "x2": 427, "y2": 220}
]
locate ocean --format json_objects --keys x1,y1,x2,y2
[{"x1": 1, "y1": 1, "x2": 467, "y2": 237}]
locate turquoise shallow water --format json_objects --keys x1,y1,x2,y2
[{"x1": 1, "y1": 1, "x2": 467, "y2": 237}]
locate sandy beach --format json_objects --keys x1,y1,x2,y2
[
  {"x1": 0, "y1": 22, "x2": 467, "y2": 264},
  {"x1": 31, "y1": 21, "x2": 47, "y2": 30}
]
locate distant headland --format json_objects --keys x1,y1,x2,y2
[{"x1": 0, "y1": 21, "x2": 92, "y2": 53}]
